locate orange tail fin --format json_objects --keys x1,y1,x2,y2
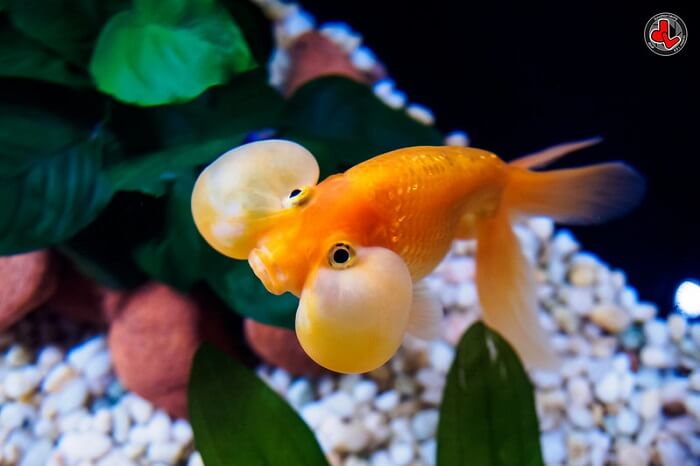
[{"x1": 475, "y1": 142, "x2": 645, "y2": 368}]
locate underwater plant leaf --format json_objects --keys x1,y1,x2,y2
[
  {"x1": 0, "y1": 129, "x2": 113, "y2": 254},
  {"x1": 7, "y1": 0, "x2": 128, "y2": 66},
  {"x1": 437, "y1": 322, "x2": 544, "y2": 466},
  {"x1": 0, "y1": 25, "x2": 91, "y2": 88},
  {"x1": 220, "y1": 0, "x2": 274, "y2": 65},
  {"x1": 206, "y1": 258, "x2": 299, "y2": 329},
  {"x1": 189, "y1": 344, "x2": 329, "y2": 466},
  {"x1": 279, "y1": 77, "x2": 443, "y2": 178},
  {"x1": 89, "y1": 0, "x2": 256, "y2": 106}
]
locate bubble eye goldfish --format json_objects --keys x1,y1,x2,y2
[{"x1": 192, "y1": 138, "x2": 644, "y2": 373}]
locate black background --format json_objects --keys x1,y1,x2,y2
[{"x1": 301, "y1": 0, "x2": 698, "y2": 314}]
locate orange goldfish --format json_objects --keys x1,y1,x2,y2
[{"x1": 191, "y1": 138, "x2": 644, "y2": 373}]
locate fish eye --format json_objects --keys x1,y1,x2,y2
[
  {"x1": 329, "y1": 243, "x2": 355, "y2": 269},
  {"x1": 282, "y1": 186, "x2": 312, "y2": 208}
]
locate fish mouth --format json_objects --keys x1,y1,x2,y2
[{"x1": 249, "y1": 248, "x2": 285, "y2": 295}]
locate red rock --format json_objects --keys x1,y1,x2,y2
[
  {"x1": 0, "y1": 250, "x2": 57, "y2": 330},
  {"x1": 283, "y1": 31, "x2": 370, "y2": 97},
  {"x1": 46, "y1": 263, "x2": 127, "y2": 326},
  {"x1": 244, "y1": 319, "x2": 326, "y2": 376},
  {"x1": 108, "y1": 283, "x2": 234, "y2": 418}
]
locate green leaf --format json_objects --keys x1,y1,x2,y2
[
  {"x1": 279, "y1": 77, "x2": 443, "y2": 178},
  {"x1": 221, "y1": 0, "x2": 274, "y2": 64},
  {"x1": 0, "y1": 124, "x2": 113, "y2": 254},
  {"x1": 7, "y1": 0, "x2": 128, "y2": 66},
  {"x1": 0, "y1": 24, "x2": 91, "y2": 87},
  {"x1": 89, "y1": 0, "x2": 256, "y2": 106},
  {"x1": 437, "y1": 322, "x2": 544, "y2": 466},
  {"x1": 189, "y1": 344, "x2": 329, "y2": 466},
  {"x1": 207, "y1": 258, "x2": 299, "y2": 329}
]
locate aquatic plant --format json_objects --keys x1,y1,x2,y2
[{"x1": 189, "y1": 323, "x2": 544, "y2": 466}]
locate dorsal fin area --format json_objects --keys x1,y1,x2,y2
[{"x1": 191, "y1": 140, "x2": 319, "y2": 259}]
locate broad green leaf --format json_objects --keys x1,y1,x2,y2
[
  {"x1": 189, "y1": 344, "x2": 329, "y2": 466},
  {"x1": 89, "y1": 0, "x2": 256, "y2": 106},
  {"x1": 0, "y1": 25, "x2": 91, "y2": 87},
  {"x1": 279, "y1": 77, "x2": 443, "y2": 178},
  {"x1": 207, "y1": 258, "x2": 299, "y2": 329},
  {"x1": 437, "y1": 322, "x2": 544, "y2": 466},
  {"x1": 0, "y1": 132, "x2": 113, "y2": 254},
  {"x1": 7, "y1": 0, "x2": 128, "y2": 66}
]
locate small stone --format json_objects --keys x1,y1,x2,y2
[
  {"x1": 616, "y1": 442, "x2": 649, "y2": 466},
  {"x1": 390, "y1": 416, "x2": 413, "y2": 442},
  {"x1": 147, "y1": 441, "x2": 183, "y2": 464},
  {"x1": 374, "y1": 390, "x2": 400, "y2": 412},
  {"x1": 444, "y1": 130, "x2": 470, "y2": 147},
  {"x1": 552, "y1": 306, "x2": 579, "y2": 334},
  {"x1": 406, "y1": 104, "x2": 435, "y2": 126},
  {"x1": 551, "y1": 230, "x2": 579, "y2": 256},
  {"x1": 569, "y1": 261, "x2": 597, "y2": 288},
  {"x1": 369, "y1": 450, "x2": 393, "y2": 466},
  {"x1": 1, "y1": 444, "x2": 20, "y2": 465},
  {"x1": 325, "y1": 391, "x2": 355, "y2": 418},
  {"x1": 640, "y1": 346, "x2": 672, "y2": 368},
  {"x1": 644, "y1": 319, "x2": 669, "y2": 346},
  {"x1": 412, "y1": 409, "x2": 439, "y2": 441},
  {"x1": 388, "y1": 440, "x2": 414, "y2": 466},
  {"x1": 616, "y1": 408, "x2": 640, "y2": 435},
  {"x1": 567, "y1": 377, "x2": 592, "y2": 405},
  {"x1": 188, "y1": 451, "x2": 204, "y2": 466},
  {"x1": 531, "y1": 370, "x2": 562, "y2": 390},
  {"x1": 0, "y1": 402, "x2": 35, "y2": 430},
  {"x1": 37, "y1": 346, "x2": 63, "y2": 370},
  {"x1": 301, "y1": 402, "x2": 328, "y2": 429},
  {"x1": 363, "y1": 411, "x2": 390, "y2": 443},
  {"x1": 93, "y1": 409, "x2": 112, "y2": 434},
  {"x1": 338, "y1": 421, "x2": 370, "y2": 453},
  {"x1": 631, "y1": 303, "x2": 657, "y2": 322},
  {"x1": 429, "y1": 341, "x2": 454, "y2": 373},
  {"x1": 668, "y1": 314, "x2": 687, "y2": 341},
  {"x1": 84, "y1": 350, "x2": 111, "y2": 393},
  {"x1": 319, "y1": 23, "x2": 362, "y2": 53},
  {"x1": 67, "y1": 336, "x2": 107, "y2": 371},
  {"x1": 128, "y1": 425, "x2": 150, "y2": 445},
  {"x1": 566, "y1": 287, "x2": 594, "y2": 314},
  {"x1": 56, "y1": 379, "x2": 89, "y2": 415},
  {"x1": 172, "y1": 419, "x2": 193, "y2": 445},
  {"x1": 691, "y1": 324, "x2": 700, "y2": 346},
  {"x1": 350, "y1": 46, "x2": 376, "y2": 71},
  {"x1": 5, "y1": 344, "x2": 32, "y2": 367},
  {"x1": 419, "y1": 439, "x2": 436, "y2": 466},
  {"x1": 690, "y1": 371, "x2": 700, "y2": 392},
  {"x1": 112, "y1": 404, "x2": 131, "y2": 444},
  {"x1": 352, "y1": 379, "x2": 378, "y2": 403},
  {"x1": 58, "y1": 432, "x2": 112, "y2": 461},
  {"x1": 96, "y1": 450, "x2": 137, "y2": 466},
  {"x1": 287, "y1": 378, "x2": 313, "y2": 408},
  {"x1": 269, "y1": 367, "x2": 292, "y2": 393},
  {"x1": 595, "y1": 371, "x2": 620, "y2": 404},
  {"x1": 33, "y1": 418, "x2": 58, "y2": 439},
  {"x1": 19, "y1": 439, "x2": 52, "y2": 466},
  {"x1": 4, "y1": 367, "x2": 40, "y2": 399},
  {"x1": 590, "y1": 304, "x2": 631, "y2": 333},
  {"x1": 146, "y1": 411, "x2": 171, "y2": 443},
  {"x1": 541, "y1": 431, "x2": 566, "y2": 464},
  {"x1": 639, "y1": 388, "x2": 661, "y2": 420},
  {"x1": 567, "y1": 405, "x2": 595, "y2": 429},
  {"x1": 656, "y1": 437, "x2": 688, "y2": 466},
  {"x1": 122, "y1": 442, "x2": 146, "y2": 460},
  {"x1": 42, "y1": 363, "x2": 77, "y2": 393},
  {"x1": 126, "y1": 394, "x2": 154, "y2": 424},
  {"x1": 588, "y1": 430, "x2": 611, "y2": 466},
  {"x1": 567, "y1": 432, "x2": 589, "y2": 464}
]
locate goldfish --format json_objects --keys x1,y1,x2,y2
[{"x1": 191, "y1": 138, "x2": 644, "y2": 373}]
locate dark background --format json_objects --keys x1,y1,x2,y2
[{"x1": 302, "y1": 0, "x2": 697, "y2": 313}]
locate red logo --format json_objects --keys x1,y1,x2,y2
[{"x1": 645, "y1": 13, "x2": 688, "y2": 56}]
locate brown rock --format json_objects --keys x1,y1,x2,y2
[
  {"x1": 244, "y1": 319, "x2": 326, "y2": 376},
  {"x1": 283, "y1": 31, "x2": 369, "y2": 97},
  {"x1": 108, "y1": 283, "x2": 234, "y2": 418},
  {"x1": 0, "y1": 250, "x2": 57, "y2": 330},
  {"x1": 46, "y1": 263, "x2": 128, "y2": 326}
]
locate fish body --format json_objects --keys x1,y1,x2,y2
[{"x1": 192, "y1": 139, "x2": 644, "y2": 373}]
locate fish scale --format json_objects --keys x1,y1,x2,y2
[{"x1": 347, "y1": 146, "x2": 507, "y2": 279}]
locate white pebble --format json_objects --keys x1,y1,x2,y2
[
  {"x1": 147, "y1": 442, "x2": 183, "y2": 464},
  {"x1": 668, "y1": 314, "x2": 687, "y2": 341},
  {"x1": 301, "y1": 402, "x2": 327, "y2": 429},
  {"x1": 84, "y1": 351, "x2": 111, "y2": 392},
  {"x1": 595, "y1": 371, "x2": 620, "y2": 404},
  {"x1": 37, "y1": 346, "x2": 63, "y2": 370},
  {"x1": 429, "y1": 341, "x2": 454, "y2": 372},
  {"x1": 55, "y1": 379, "x2": 89, "y2": 415},
  {"x1": 19, "y1": 439, "x2": 52, "y2": 466},
  {"x1": 390, "y1": 416, "x2": 413, "y2": 442},
  {"x1": 369, "y1": 450, "x2": 393, "y2": 466},
  {"x1": 689, "y1": 371, "x2": 700, "y2": 392},
  {"x1": 33, "y1": 418, "x2": 58, "y2": 439},
  {"x1": 631, "y1": 303, "x2": 657, "y2": 322},
  {"x1": 380, "y1": 89, "x2": 407, "y2": 110},
  {"x1": 388, "y1": 440, "x2": 414, "y2": 465},
  {"x1": 1, "y1": 444, "x2": 19, "y2": 465},
  {"x1": 640, "y1": 346, "x2": 672, "y2": 368},
  {"x1": 58, "y1": 431, "x2": 112, "y2": 461},
  {"x1": 96, "y1": 450, "x2": 137, "y2": 466},
  {"x1": 125, "y1": 394, "x2": 153, "y2": 424},
  {"x1": 0, "y1": 402, "x2": 35, "y2": 430},
  {"x1": 319, "y1": 22, "x2": 362, "y2": 53},
  {"x1": 590, "y1": 304, "x2": 631, "y2": 333},
  {"x1": 287, "y1": 378, "x2": 313, "y2": 408},
  {"x1": 567, "y1": 377, "x2": 592, "y2": 405},
  {"x1": 93, "y1": 409, "x2": 112, "y2": 434},
  {"x1": 455, "y1": 283, "x2": 478, "y2": 308},
  {"x1": 419, "y1": 439, "x2": 437, "y2": 466},
  {"x1": 656, "y1": 437, "x2": 688, "y2": 466},
  {"x1": 551, "y1": 230, "x2": 579, "y2": 256},
  {"x1": 42, "y1": 363, "x2": 77, "y2": 393},
  {"x1": 363, "y1": 411, "x2": 390, "y2": 443},
  {"x1": 444, "y1": 130, "x2": 470, "y2": 147},
  {"x1": 122, "y1": 442, "x2": 145, "y2": 460},
  {"x1": 352, "y1": 379, "x2": 378, "y2": 403},
  {"x1": 616, "y1": 408, "x2": 640, "y2": 435},
  {"x1": 541, "y1": 431, "x2": 566, "y2": 464},
  {"x1": 638, "y1": 388, "x2": 661, "y2": 420},
  {"x1": 532, "y1": 370, "x2": 562, "y2": 390},
  {"x1": 566, "y1": 287, "x2": 594, "y2": 314},
  {"x1": 67, "y1": 336, "x2": 106, "y2": 372},
  {"x1": 5, "y1": 344, "x2": 32, "y2": 366},
  {"x1": 4, "y1": 367, "x2": 40, "y2": 399},
  {"x1": 588, "y1": 430, "x2": 611, "y2": 466},
  {"x1": 129, "y1": 425, "x2": 150, "y2": 445},
  {"x1": 644, "y1": 319, "x2": 669, "y2": 346},
  {"x1": 350, "y1": 46, "x2": 376, "y2": 71},
  {"x1": 325, "y1": 391, "x2": 355, "y2": 418},
  {"x1": 616, "y1": 442, "x2": 650, "y2": 466},
  {"x1": 406, "y1": 104, "x2": 435, "y2": 126},
  {"x1": 372, "y1": 79, "x2": 394, "y2": 99},
  {"x1": 188, "y1": 451, "x2": 204, "y2": 466},
  {"x1": 275, "y1": 9, "x2": 314, "y2": 47},
  {"x1": 112, "y1": 404, "x2": 131, "y2": 444},
  {"x1": 146, "y1": 411, "x2": 171, "y2": 443},
  {"x1": 172, "y1": 419, "x2": 194, "y2": 445},
  {"x1": 269, "y1": 368, "x2": 291, "y2": 393},
  {"x1": 411, "y1": 409, "x2": 439, "y2": 440},
  {"x1": 374, "y1": 390, "x2": 400, "y2": 412},
  {"x1": 567, "y1": 405, "x2": 594, "y2": 429}
]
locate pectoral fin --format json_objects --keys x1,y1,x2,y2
[
  {"x1": 405, "y1": 281, "x2": 443, "y2": 340},
  {"x1": 295, "y1": 247, "x2": 413, "y2": 374}
]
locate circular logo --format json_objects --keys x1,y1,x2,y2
[{"x1": 645, "y1": 12, "x2": 688, "y2": 56}]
